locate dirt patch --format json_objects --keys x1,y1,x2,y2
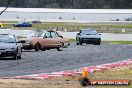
[
  {"x1": 0, "y1": 65, "x2": 131, "y2": 88},
  {"x1": 0, "y1": 74, "x2": 82, "y2": 88}
]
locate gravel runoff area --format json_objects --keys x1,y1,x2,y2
[
  {"x1": 0, "y1": 43, "x2": 132, "y2": 77},
  {"x1": 0, "y1": 65, "x2": 131, "y2": 88}
]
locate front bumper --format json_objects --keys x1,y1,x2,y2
[
  {"x1": 82, "y1": 38, "x2": 101, "y2": 43},
  {"x1": 0, "y1": 51, "x2": 16, "y2": 58}
]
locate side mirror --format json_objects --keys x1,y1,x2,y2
[
  {"x1": 44, "y1": 35, "x2": 48, "y2": 38},
  {"x1": 77, "y1": 33, "x2": 80, "y2": 35},
  {"x1": 59, "y1": 36, "x2": 63, "y2": 38}
]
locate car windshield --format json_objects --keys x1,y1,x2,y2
[
  {"x1": 0, "y1": 35, "x2": 15, "y2": 43},
  {"x1": 81, "y1": 30, "x2": 97, "y2": 35},
  {"x1": 27, "y1": 32, "x2": 43, "y2": 37}
]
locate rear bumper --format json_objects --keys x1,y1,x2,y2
[
  {"x1": 22, "y1": 43, "x2": 34, "y2": 50},
  {"x1": 64, "y1": 42, "x2": 70, "y2": 47}
]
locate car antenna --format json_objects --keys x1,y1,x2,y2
[{"x1": 0, "y1": 0, "x2": 11, "y2": 15}]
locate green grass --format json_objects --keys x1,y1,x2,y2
[
  {"x1": 69, "y1": 39, "x2": 76, "y2": 42},
  {"x1": 69, "y1": 39, "x2": 132, "y2": 44},
  {"x1": 2, "y1": 22, "x2": 132, "y2": 30},
  {"x1": 89, "y1": 65, "x2": 132, "y2": 88},
  {"x1": 102, "y1": 41, "x2": 132, "y2": 44},
  {"x1": 17, "y1": 36, "x2": 26, "y2": 39}
]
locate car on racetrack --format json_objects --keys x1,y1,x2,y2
[
  {"x1": 19, "y1": 31, "x2": 70, "y2": 51},
  {"x1": 0, "y1": 34, "x2": 22, "y2": 60},
  {"x1": 32, "y1": 20, "x2": 41, "y2": 24},
  {"x1": 76, "y1": 29, "x2": 101, "y2": 45},
  {"x1": 125, "y1": 17, "x2": 132, "y2": 21},
  {"x1": 13, "y1": 22, "x2": 32, "y2": 27}
]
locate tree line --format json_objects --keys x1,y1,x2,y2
[{"x1": 0, "y1": 0, "x2": 131, "y2": 9}]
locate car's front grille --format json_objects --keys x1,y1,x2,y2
[
  {"x1": 83, "y1": 38, "x2": 98, "y2": 41},
  {"x1": 0, "y1": 52, "x2": 15, "y2": 57},
  {"x1": 0, "y1": 49, "x2": 5, "y2": 50}
]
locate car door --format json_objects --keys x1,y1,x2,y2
[
  {"x1": 41, "y1": 31, "x2": 53, "y2": 47},
  {"x1": 50, "y1": 31, "x2": 62, "y2": 46}
]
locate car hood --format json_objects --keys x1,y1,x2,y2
[
  {"x1": 19, "y1": 37, "x2": 32, "y2": 41},
  {"x1": 80, "y1": 34, "x2": 100, "y2": 38},
  {"x1": 0, "y1": 43, "x2": 17, "y2": 49}
]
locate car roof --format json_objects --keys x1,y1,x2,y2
[
  {"x1": 81, "y1": 29, "x2": 96, "y2": 31},
  {"x1": 0, "y1": 34, "x2": 14, "y2": 37},
  {"x1": 0, "y1": 34, "x2": 10, "y2": 35}
]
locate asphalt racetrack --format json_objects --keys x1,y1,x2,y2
[{"x1": 0, "y1": 43, "x2": 132, "y2": 77}]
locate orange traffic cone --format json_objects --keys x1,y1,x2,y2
[{"x1": 82, "y1": 68, "x2": 88, "y2": 77}]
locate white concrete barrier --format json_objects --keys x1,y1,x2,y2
[{"x1": 0, "y1": 29, "x2": 132, "y2": 41}]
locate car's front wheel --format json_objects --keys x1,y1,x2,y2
[
  {"x1": 95, "y1": 40, "x2": 101, "y2": 45},
  {"x1": 13, "y1": 53, "x2": 17, "y2": 60},
  {"x1": 97, "y1": 41, "x2": 101, "y2": 45},
  {"x1": 41, "y1": 48, "x2": 46, "y2": 51},
  {"x1": 17, "y1": 55, "x2": 21, "y2": 59},
  {"x1": 57, "y1": 43, "x2": 64, "y2": 51},
  {"x1": 79, "y1": 39, "x2": 83, "y2": 45}
]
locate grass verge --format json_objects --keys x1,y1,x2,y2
[
  {"x1": 2, "y1": 22, "x2": 132, "y2": 32},
  {"x1": 69, "y1": 39, "x2": 132, "y2": 45},
  {"x1": 102, "y1": 41, "x2": 132, "y2": 44}
]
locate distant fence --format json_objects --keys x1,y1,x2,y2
[
  {"x1": 1, "y1": 29, "x2": 132, "y2": 41},
  {"x1": 13, "y1": 26, "x2": 132, "y2": 33}
]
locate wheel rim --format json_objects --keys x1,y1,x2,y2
[
  {"x1": 59, "y1": 45, "x2": 63, "y2": 50},
  {"x1": 59, "y1": 43, "x2": 64, "y2": 51},
  {"x1": 35, "y1": 43, "x2": 41, "y2": 51}
]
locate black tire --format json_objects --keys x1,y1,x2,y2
[
  {"x1": 57, "y1": 43, "x2": 64, "y2": 51},
  {"x1": 41, "y1": 48, "x2": 46, "y2": 51},
  {"x1": 79, "y1": 77, "x2": 90, "y2": 86},
  {"x1": 13, "y1": 53, "x2": 17, "y2": 60},
  {"x1": 76, "y1": 42, "x2": 79, "y2": 45},
  {"x1": 17, "y1": 55, "x2": 21, "y2": 59},
  {"x1": 95, "y1": 41, "x2": 101, "y2": 45},
  {"x1": 35, "y1": 43, "x2": 41, "y2": 51},
  {"x1": 79, "y1": 39, "x2": 83, "y2": 45},
  {"x1": 17, "y1": 48, "x2": 22, "y2": 59},
  {"x1": 97, "y1": 41, "x2": 101, "y2": 45}
]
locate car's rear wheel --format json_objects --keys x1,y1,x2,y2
[
  {"x1": 35, "y1": 43, "x2": 41, "y2": 51},
  {"x1": 41, "y1": 48, "x2": 46, "y2": 51},
  {"x1": 57, "y1": 43, "x2": 64, "y2": 51}
]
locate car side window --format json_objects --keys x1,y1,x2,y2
[
  {"x1": 35, "y1": 32, "x2": 43, "y2": 37},
  {"x1": 45, "y1": 32, "x2": 51, "y2": 38},
  {"x1": 51, "y1": 32, "x2": 59, "y2": 38}
]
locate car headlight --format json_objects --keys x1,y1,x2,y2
[
  {"x1": 11, "y1": 48, "x2": 16, "y2": 50},
  {"x1": 5, "y1": 48, "x2": 16, "y2": 51}
]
